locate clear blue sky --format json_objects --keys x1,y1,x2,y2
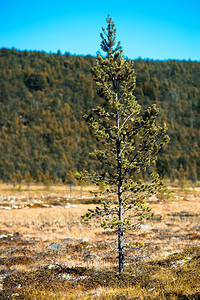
[{"x1": 0, "y1": 0, "x2": 199, "y2": 60}]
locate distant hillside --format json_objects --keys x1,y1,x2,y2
[{"x1": 0, "y1": 48, "x2": 199, "y2": 182}]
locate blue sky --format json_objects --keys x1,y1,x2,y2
[{"x1": 0, "y1": 0, "x2": 199, "y2": 60}]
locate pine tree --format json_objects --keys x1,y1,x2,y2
[{"x1": 78, "y1": 16, "x2": 169, "y2": 273}]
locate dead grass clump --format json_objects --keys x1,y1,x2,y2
[
  {"x1": 0, "y1": 256, "x2": 33, "y2": 267},
  {"x1": 155, "y1": 246, "x2": 199, "y2": 267}
]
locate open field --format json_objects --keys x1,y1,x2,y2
[{"x1": 0, "y1": 183, "x2": 200, "y2": 299}]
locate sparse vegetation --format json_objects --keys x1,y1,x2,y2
[{"x1": 0, "y1": 183, "x2": 199, "y2": 298}]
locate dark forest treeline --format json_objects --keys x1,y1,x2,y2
[{"x1": 0, "y1": 48, "x2": 199, "y2": 183}]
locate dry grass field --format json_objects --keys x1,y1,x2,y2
[{"x1": 0, "y1": 183, "x2": 199, "y2": 299}]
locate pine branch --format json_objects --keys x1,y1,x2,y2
[{"x1": 120, "y1": 112, "x2": 134, "y2": 130}]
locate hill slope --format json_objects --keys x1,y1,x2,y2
[{"x1": 0, "y1": 48, "x2": 199, "y2": 182}]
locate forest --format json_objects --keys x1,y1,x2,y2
[{"x1": 0, "y1": 47, "x2": 199, "y2": 183}]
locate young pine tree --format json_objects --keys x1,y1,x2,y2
[{"x1": 78, "y1": 16, "x2": 169, "y2": 273}]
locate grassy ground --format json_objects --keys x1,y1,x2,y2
[{"x1": 0, "y1": 183, "x2": 200, "y2": 299}]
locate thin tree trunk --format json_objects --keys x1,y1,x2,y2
[
  {"x1": 116, "y1": 96, "x2": 124, "y2": 273},
  {"x1": 117, "y1": 131, "x2": 124, "y2": 272},
  {"x1": 118, "y1": 188, "x2": 125, "y2": 273}
]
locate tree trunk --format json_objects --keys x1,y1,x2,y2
[
  {"x1": 118, "y1": 194, "x2": 125, "y2": 273},
  {"x1": 116, "y1": 108, "x2": 125, "y2": 273},
  {"x1": 117, "y1": 138, "x2": 124, "y2": 272}
]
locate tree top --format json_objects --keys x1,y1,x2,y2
[{"x1": 100, "y1": 15, "x2": 123, "y2": 58}]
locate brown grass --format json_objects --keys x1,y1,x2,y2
[{"x1": 0, "y1": 183, "x2": 200, "y2": 299}]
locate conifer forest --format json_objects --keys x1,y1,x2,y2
[{"x1": 0, "y1": 47, "x2": 199, "y2": 183}]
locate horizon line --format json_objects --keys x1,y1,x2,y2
[{"x1": 1, "y1": 46, "x2": 199, "y2": 63}]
